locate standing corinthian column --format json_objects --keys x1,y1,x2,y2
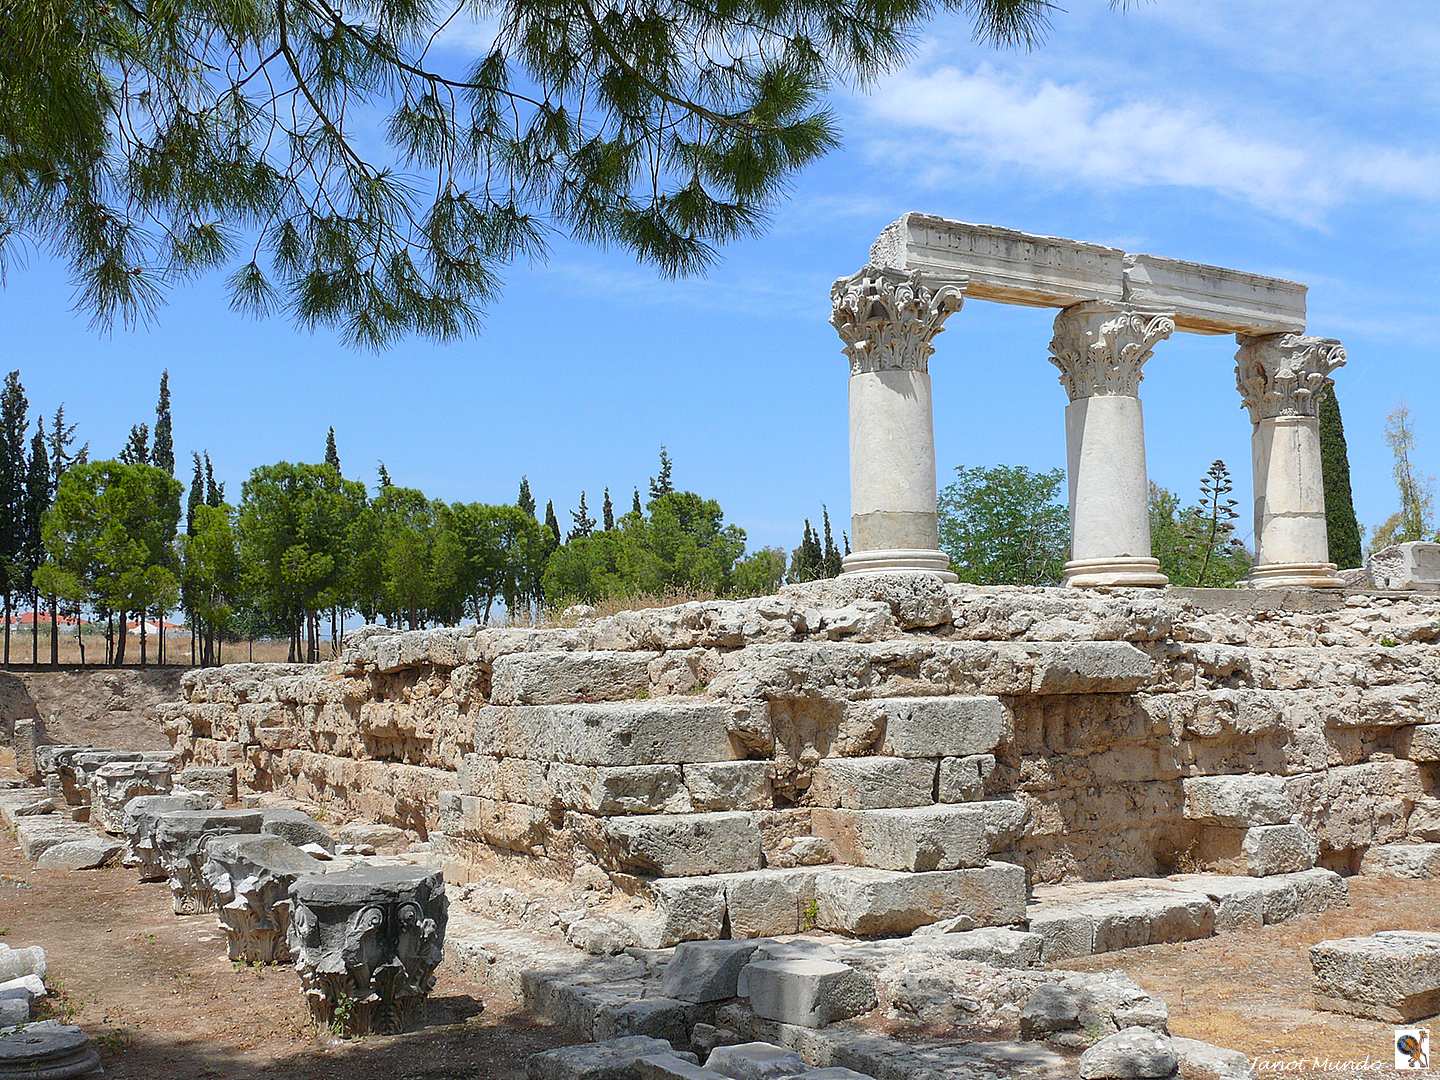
[
  {"x1": 1235, "y1": 333, "x2": 1346, "y2": 588},
  {"x1": 831, "y1": 267, "x2": 966, "y2": 579},
  {"x1": 1048, "y1": 301, "x2": 1175, "y2": 588}
]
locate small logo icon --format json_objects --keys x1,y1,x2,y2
[{"x1": 1396, "y1": 1028, "x2": 1430, "y2": 1070}]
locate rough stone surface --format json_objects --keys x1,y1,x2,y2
[
  {"x1": 814, "y1": 863, "x2": 1027, "y2": 936},
  {"x1": 1311, "y1": 930, "x2": 1440, "y2": 1022},
  {"x1": 176, "y1": 765, "x2": 238, "y2": 800},
  {"x1": 1368, "y1": 541, "x2": 1440, "y2": 592},
  {"x1": 203, "y1": 834, "x2": 327, "y2": 963},
  {"x1": 705, "y1": 1042, "x2": 809, "y2": 1080},
  {"x1": 1359, "y1": 843, "x2": 1440, "y2": 880},
  {"x1": 35, "y1": 835, "x2": 123, "y2": 870},
  {"x1": 1182, "y1": 775, "x2": 1294, "y2": 827},
  {"x1": 526, "y1": 1036, "x2": 678, "y2": 1080},
  {"x1": 259, "y1": 808, "x2": 336, "y2": 852},
  {"x1": 289, "y1": 865, "x2": 448, "y2": 1036},
  {"x1": 0, "y1": 1021, "x2": 103, "y2": 1079},
  {"x1": 1078, "y1": 1027, "x2": 1179, "y2": 1079},
  {"x1": 744, "y1": 958, "x2": 876, "y2": 1028},
  {"x1": 660, "y1": 940, "x2": 760, "y2": 1003},
  {"x1": 153, "y1": 809, "x2": 264, "y2": 914},
  {"x1": 88, "y1": 758, "x2": 173, "y2": 833},
  {"x1": 122, "y1": 792, "x2": 221, "y2": 880}
]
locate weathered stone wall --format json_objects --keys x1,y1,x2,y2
[{"x1": 157, "y1": 579, "x2": 1440, "y2": 937}]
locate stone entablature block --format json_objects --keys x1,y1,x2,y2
[{"x1": 868, "y1": 212, "x2": 1305, "y2": 334}]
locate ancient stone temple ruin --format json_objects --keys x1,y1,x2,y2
[
  {"x1": 834, "y1": 214, "x2": 1345, "y2": 589},
  {"x1": 9, "y1": 217, "x2": 1438, "y2": 1078}
]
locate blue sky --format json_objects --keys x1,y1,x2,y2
[{"x1": 5, "y1": 1, "x2": 1438, "y2": 555}]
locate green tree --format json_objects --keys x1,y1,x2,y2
[
  {"x1": 1, "y1": 0, "x2": 1071, "y2": 346},
  {"x1": 1371, "y1": 404, "x2": 1436, "y2": 551},
  {"x1": 602, "y1": 489, "x2": 615, "y2": 532},
  {"x1": 788, "y1": 519, "x2": 824, "y2": 583},
  {"x1": 152, "y1": 371, "x2": 174, "y2": 475},
  {"x1": 203, "y1": 452, "x2": 224, "y2": 505},
  {"x1": 649, "y1": 447, "x2": 675, "y2": 500},
  {"x1": 236, "y1": 461, "x2": 365, "y2": 661},
  {"x1": 544, "y1": 501, "x2": 561, "y2": 554},
  {"x1": 569, "y1": 492, "x2": 596, "y2": 540},
  {"x1": 632, "y1": 489, "x2": 644, "y2": 517},
  {"x1": 937, "y1": 465, "x2": 1069, "y2": 585},
  {"x1": 516, "y1": 476, "x2": 536, "y2": 519},
  {"x1": 119, "y1": 423, "x2": 149, "y2": 465},
  {"x1": 1149, "y1": 470, "x2": 1252, "y2": 589},
  {"x1": 179, "y1": 502, "x2": 240, "y2": 665},
  {"x1": 821, "y1": 507, "x2": 843, "y2": 578},
  {"x1": 324, "y1": 427, "x2": 341, "y2": 472},
  {"x1": 23, "y1": 418, "x2": 49, "y2": 662},
  {"x1": 377, "y1": 462, "x2": 392, "y2": 489},
  {"x1": 452, "y1": 503, "x2": 548, "y2": 624},
  {"x1": 43, "y1": 404, "x2": 81, "y2": 664},
  {"x1": 0, "y1": 371, "x2": 28, "y2": 663},
  {"x1": 37, "y1": 460, "x2": 182, "y2": 664},
  {"x1": 1316, "y1": 385, "x2": 1363, "y2": 568},
  {"x1": 733, "y1": 547, "x2": 787, "y2": 597}
]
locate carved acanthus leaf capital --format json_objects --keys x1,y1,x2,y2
[
  {"x1": 1047, "y1": 302, "x2": 1176, "y2": 401},
  {"x1": 1235, "y1": 333, "x2": 1346, "y2": 422},
  {"x1": 830, "y1": 267, "x2": 967, "y2": 376}
]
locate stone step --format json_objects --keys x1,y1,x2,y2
[
  {"x1": 14, "y1": 816, "x2": 96, "y2": 862},
  {"x1": 811, "y1": 802, "x2": 1026, "y2": 872},
  {"x1": 1026, "y1": 868, "x2": 1347, "y2": 962}
]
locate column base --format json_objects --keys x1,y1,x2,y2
[
  {"x1": 1244, "y1": 561, "x2": 1343, "y2": 589},
  {"x1": 841, "y1": 548, "x2": 958, "y2": 583},
  {"x1": 1063, "y1": 556, "x2": 1169, "y2": 589}
]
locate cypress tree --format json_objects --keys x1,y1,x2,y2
[
  {"x1": 187, "y1": 453, "x2": 204, "y2": 534},
  {"x1": 602, "y1": 488, "x2": 615, "y2": 531},
  {"x1": 0, "y1": 371, "x2": 29, "y2": 664},
  {"x1": 1317, "y1": 384, "x2": 1363, "y2": 568},
  {"x1": 631, "y1": 488, "x2": 643, "y2": 517},
  {"x1": 203, "y1": 451, "x2": 224, "y2": 505},
  {"x1": 152, "y1": 370, "x2": 174, "y2": 475},
  {"x1": 324, "y1": 426, "x2": 341, "y2": 471},
  {"x1": 120, "y1": 423, "x2": 149, "y2": 465},
  {"x1": 45, "y1": 405, "x2": 80, "y2": 665},
  {"x1": 377, "y1": 461, "x2": 392, "y2": 488},
  {"x1": 517, "y1": 476, "x2": 536, "y2": 518},
  {"x1": 821, "y1": 506, "x2": 842, "y2": 578},
  {"x1": 24, "y1": 419, "x2": 49, "y2": 662},
  {"x1": 569, "y1": 492, "x2": 595, "y2": 540},
  {"x1": 544, "y1": 500, "x2": 561, "y2": 552},
  {"x1": 649, "y1": 446, "x2": 674, "y2": 499}
]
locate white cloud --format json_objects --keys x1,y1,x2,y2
[
  {"x1": 430, "y1": 11, "x2": 500, "y2": 55},
  {"x1": 859, "y1": 66, "x2": 1440, "y2": 223}
]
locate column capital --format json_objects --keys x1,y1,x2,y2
[
  {"x1": 1235, "y1": 332, "x2": 1346, "y2": 423},
  {"x1": 830, "y1": 267, "x2": 967, "y2": 376},
  {"x1": 1048, "y1": 301, "x2": 1176, "y2": 402}
]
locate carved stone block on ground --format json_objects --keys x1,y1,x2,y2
[
  {"x1": 526, "y1": 1036, "x2": 679, "y2": 1080},
  {"x1": 813, "y1": 801, "x2": 1025, "y2": 872},
  {"x1": 744, "y1": 958, "x2": 876, "y2": 1028},
  {"x1": 176, "y1": 765, "x2": 238, "y2": 800},
  {"x1": 89, "y1": 759, "x2": 174, "y2": 834},
  {"x1": 0, "y1": 1021, "x2": 103, "y2": 1079},
  {"x1": 122, "y1": 792, "x2": 220, "y2": 881},
  {"x1": 814, "y1": 862, "x2": 1026, "y2": 936},
  {"x1": 288, "y1": 865, "x2": 448, "y2": 1036},
  {"x1": 153, "y1": 809, "x2": 264, "y2": 914},
  {"x1": 203, "y1": 834, "x2": 327, "y2": 963},
  {"x1": 1311, "y1": 931, "x2": 1440, "y2": 1022},
  {"x1": 1360, "y1": 843, "x2": 1440, "y2": 880}
]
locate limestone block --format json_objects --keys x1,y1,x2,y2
[
  {"x1": 1124, "y1": 252, "x2": 1305, "y2": 334},
  {"x1": 859, "y1": 697, "x2": 1010, "y2": 758},
  {"x1": 1169, "y1": 1038, "x2": 1255, "y2": 1080},
  {"x1": 580, "y1": 812, "x2": 764, "y2": 877},
  {"x1": 260, "y1": 808, "x2": 336, "y2": 852},
  {"x1": 121, "y1": 792, "x2": 220, "y2": 881},
  {"x1": 1289, "y1": 868, "x2": 1349, "y2": 913},
  {"x1": 1078, "y1": 1025, "x2": 1179, "y2": 1079},
  {"x1": 683, "y1": 762, "x2": 772, "y2": 812},
  {"x1": 1027, "y1": 884, "x2": 1216, "y2": 961},
  {"x1": 648, "y1": 878, "x2": 728, "y2": 947},
  {"x1": 1367, "y1": 541, "x2": 1440, "y2": 591},
  {"x1": 153, "y1": 809, "x2": 264, "y2": 914},
  {"x1": 88, "y1": 760, "x2": 174, "y2": 834},
  {"x1": 1027, "y1": 641, "x2": 1154, "y2": 694},
  {"x1": 473, "y1": 702, "x2": 742, "y2": 766},
  {"x1": 452, "y1": 795, "x2": 552, "y2": 854},
  {"x1": 910, "y1": 927, "x2": 1044, "y2": 968},
  {"x1": 1360, "y1": 843, "x2": 1440, "y2": 880},
  {"x1": 1285, "y1": 761, "x2": 1425, "y2": 854},
  {"x1": 723, "y1": 869, "x2": 818, "y2": 938},
  {"x1": 288, "y1": 865, "x2": 448, "y2": 1036},
  {"x1": 0, "y1": 947, "x2": 46, "y2": 984},
  {"x1": 1242, "y1": 824, "x2": 1318, "y2": 876},
  {"x1": 35, "y1": 836, "x2": 123, "y2": 870},
  {"x1": 550, "y1": 764, "x2": 691, "y2": 816},
  {"x1": 335, "y1": 821, "x2": 412, "y2": 854},
  {"x1": 0, "y1": 998, "x2": 27, "y2": 1027},
  {"x1": 776, "y1": 1071, "x2": 876, "y2": 1080},
  {"x1": 704, "y1": 1042, "x2": 808, "y2": 1079},
  {"x1": 937, "y1": 754, "x2": 995, "y2": 803},
  {"x1": 1396, "y1": 724, "x2": 1440, "y2": 762},
  {"x1": 525, "y1": 1035, "x2": 678, "y2": 1080},
  {"x1": 744, "y1": 958, "x2": 875, "y2": 1029},
  {"x1": 15, "y1": 817, "x2": 93, "y2": 861},
  {"x1": 1311, "y1": 931, "x2": 1440, "y2": 1022},
  {"x1": 176, "y1": 765, "x2": 238, "y2": 800},
  {"x1": 1171, "y1": 875, "x2": 1290, "y2": 932},
  {"x1": 1410, "y1": 798, "x2": 1440, "y2": 842},
  {"x1": 807, "y1": 758, "x2": 935, "y2": 810},
  {"x1": 812, "y1": 801, "x2": 1025, "y2": 872},
  {"x1": 203, "y1": 834, "x2": 326, "y2": 963},
  {"x1": 0, "y1": 1021, "x2": 104, "y2": 1079},
  {"x1": 11, "y1": 717, "x2": 42, "y2": 784},
  {"x1": 635, "y1": 1054, "x2": 716, "y2": 1080},
  {"x1": 1181, "y1": 774, "x2": 1294, "y2": 827},
  {"x1": 0, "y1": 788, "x2": 53, "y2": 825},
  {"x1": 489, "y1": 650, "x2": 658, "y2": 705},
  {"x1": 660, "y1": 940, "x2": 761, "y2": 1003},
  {"x1": 813, "y1": 862, "x2": 1027, "y2": 936}
]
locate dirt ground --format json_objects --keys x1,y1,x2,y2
[
  {"x1": 0, "y1": 668, "x2": 182, "y2": 749},
  {"x1": 0, "y1": 833, "x2": 572, "y2": 1078},
  {"x1": 1064, "y1": 876, "x2": 1440, "y2": 1075}
]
